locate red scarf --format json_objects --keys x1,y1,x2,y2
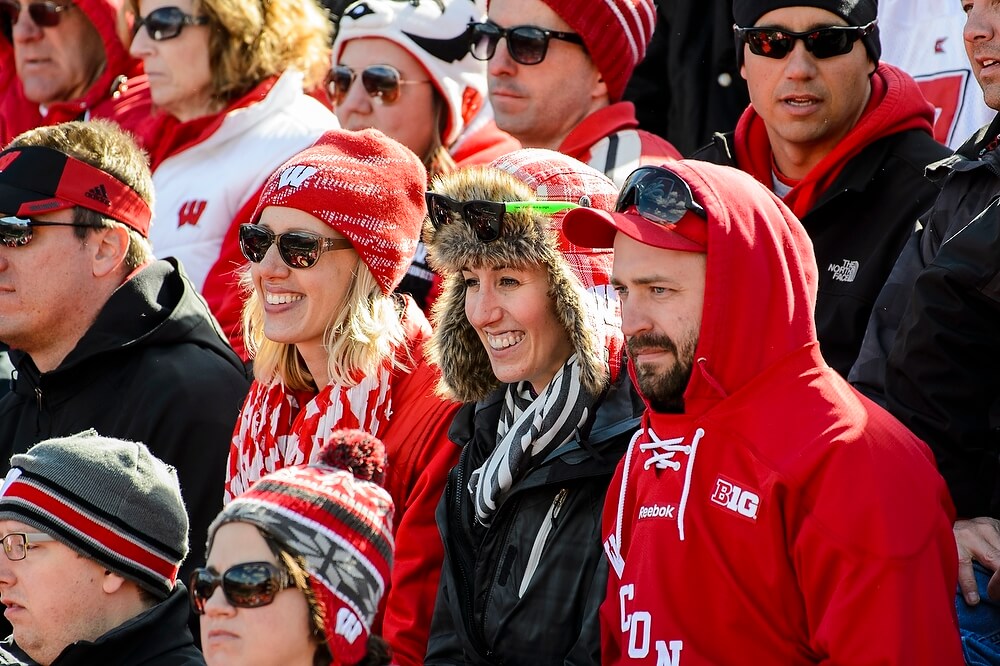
[{"x1": 733, "y1": 63, "x2": 935, "y2": 219}]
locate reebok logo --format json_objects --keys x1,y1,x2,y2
[
  {"x1": 638, "y1": 503, "x2": 676, "y2": 520},
  {"x1": 335, "y1": 608, "x2": 363, "y2": 643},
  {"x1": 178, "y1": 200, "x2": 207, "y2": 227},
  {"x1": 84, "y1": 184, "x2": 111, "y2": 206},
  {"x1": 277, "y1": 165, "x2": 318, "y2": 190},
  {"x1": 710, "y1": 476, "x2": 759, "y2": 521},
  {"x1": 0, "y1": 151, "x2": 19, "y2": 172},
  {"x1": 828, "y1": 259, "x2": 859, "y2": 283}
]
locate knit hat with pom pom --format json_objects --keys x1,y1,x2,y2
[{"x1": 208, "y1": 429, "x2": 395, "y2": 666}]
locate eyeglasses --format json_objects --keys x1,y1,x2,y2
[
  {"x1": 239, "y1": 223, "x2": 354, "y2": 269},
  {"x1": 426, "y1": 192, "x2": 579, "y2": 243},
  {"x1": 325, "y1": 64, "x2": 430, "y2": 106},
  {"x1": 189, "y1": 561, "x2": 293, "y2": 614},
  {"x1": 0, "y1": 216, "x2": 94, "y2": 248},
  {"x1": 0, "y1": 0, "x2": 72, "y2": 27},
  {"x1": 0, "y1": 532, "x2": 56, "y2": 561},
  {"x1": 734, "y1": 20, "x2": 877, "y2": 60},
  {"x1": 132, "y1": 6, "x2": 208, "y2": 41},
  {"x1": 615, "y1": 166, "x2": 706, "y2": 224},
  {"x1": 468, "y1": 21, "x2": 585, "y2": 66}
]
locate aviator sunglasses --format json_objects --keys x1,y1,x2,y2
[
  {"x1": 734, "y1": 19, "x2": 877, "y2": 60},
  {"x1": 0, "y1": 0, "x2": 72, "y2": 27},
  {"x1": 615, "y1": 166, "x2": 706, "y2": 224},
  {"x1": 426, "y1": 192, "x2": 579, "y2": 243},
  {"x1": 326, "y1": 64, "x2": 430, "y2": 106},
  {"x1": 132, "y1": 6, "x2": 208, "y2": 41},
  {"x1": 239, "y1": 223, "x2": 354, "y2": 269},
  {"x1": 468, "y1": 21, "x2": 584, "y2": 65},
  {"x1": 189, "y1": 561, "x2": 294, "y2": 614},
  {"x1": 0, "y1": 215, "x2": 93, "y2": 247}
]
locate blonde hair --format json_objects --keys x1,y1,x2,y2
[{"x1": 242, "y1": 263, "x2": 409, "y2": 391}]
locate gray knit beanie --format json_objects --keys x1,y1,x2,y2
[{"x1": 0, "y1": 430, "x2": 189, "y2": 600}]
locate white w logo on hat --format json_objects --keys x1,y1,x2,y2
[{"x1": 277, "y1": 165, "x2": 318, "y2": 190}]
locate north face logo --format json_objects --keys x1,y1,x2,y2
[
  {"x1": 0, "y1": 152, "x2": 19, "y2": 172},
  {"x1": 277, "y1": 165, "x2": 318, "y2": 190},
  {"x1": 84, "y1": 184, "x2": 111, "y2": 206},
  {"x1": 828, "y1": 259, "x2": 859, "y2": 283},
  {"x1": 335, "y1": 608, "x2": 363, "y2": 643},
  {"x1": 178, "y1": 200, "x2": 207, "y2": 227}
]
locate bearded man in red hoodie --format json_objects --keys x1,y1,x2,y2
[{"x1": 692, "y1": 0, "x2": 950, "y2": 377}]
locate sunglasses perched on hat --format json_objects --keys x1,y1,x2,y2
[
  {"x1": 734, "y1": 19, "x2": 877, "y2": 60},
  {"x1": 425, "y1": 192, "x2": 581, "y2": 243}
]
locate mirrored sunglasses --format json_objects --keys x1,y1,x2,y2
[
  {"x1": 189, "y1": 561, "x2": 293, "y2": 614},
  {"x1": 238, "y1": 223, "x2": 354, "y2": 269},
  {"x1": 425, "y1": 192, "x2": 579, "y2": 243},
  {"x1": 325, "y1": 64, "x2": 431, "y2": 106},
  {"x1": 734, "y1": 20, "x2": 877, "y2": 60},
  {"x1": 0, "y1": 215, "x2": 93, "y2": 248},
  {"x1": 0, "y1": 0, "x2": 72, "y2": 27},
  {"x1": 468, "y1": 20, "x2": 585, "y2": 66},
  {"x1": 132, "y1": 6, "x2": 208, "y2": 41},
  {"x1": 615, "y1": 166, "x2": 706, "y2": 224}
]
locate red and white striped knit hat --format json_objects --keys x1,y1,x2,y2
[
  {"x1": 0, "y1": 430, "x2": 189, "y2": 600},
  {"x1": 209, "y1": 430, "x2": 395, "y2": 666}
]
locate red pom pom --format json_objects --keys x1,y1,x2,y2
[{"x1": 318, "y1": 429, "x2": 387, "y2": 486}]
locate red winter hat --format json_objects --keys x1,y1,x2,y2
[
  {"x1": 254, "y1": 128, "x2": 427, "y2": 295},
  {"x1": 538, "y1": 0, "x2": 656, "y2": 101}
]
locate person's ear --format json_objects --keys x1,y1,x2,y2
[
  {"x1": 90, "y1": 225, "x2": 130, "y2": 278},
  {"x1": 101, "y1": 570, "x2": 127, "y2": 594}
]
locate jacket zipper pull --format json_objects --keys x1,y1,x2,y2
[{"x1": 34, "y1": 386, "x2": 42, "y2": 411}]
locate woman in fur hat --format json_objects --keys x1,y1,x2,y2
[{"x1": 423, "y1": 149, "x2": 643, "y2": 665}]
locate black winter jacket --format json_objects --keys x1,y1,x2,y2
[
  {"x1": 0, "y1": 259, "x2": 251, "y2": 590},
  {"x1": 851, "y1": 112, "x2": 1000, "y2": 404},
  {"x1": 693, "y1": 128, "x2": 951, "y2": 377},
  {"x1": 0, "y1": 584, "x2": 205, "y2": 665},
  {"x1": 425, "y1": 371, "x2": 643, "y2": 666}
]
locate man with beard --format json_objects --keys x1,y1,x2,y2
[{"x1": 562, "y1": 160, "x2": 963, "y2": 664}]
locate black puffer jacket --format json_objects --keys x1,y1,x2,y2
[{"x1": 425, "y1": 371, "x2": 642, "y2": 666}]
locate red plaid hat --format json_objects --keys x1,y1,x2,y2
[
  {"x1": 253, "y1": 129, "x2": 427, "y2": 295},
  {"x1": 210, "y1": 430, "x2": 394, "y2": 666}
]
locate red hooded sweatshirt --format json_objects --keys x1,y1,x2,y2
[
  {"x1": 732, "y1": 63, "x2": 934, "y2": 219},
  {"x1": 600, "y1": 160, "x2": 963, "y2": 664}
]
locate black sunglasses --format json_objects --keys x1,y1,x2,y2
[
  {"x1": 425, "y1": 192, "x2": 578, "y2": 243},
  {"x1": 734, "y1": 20, "x2": 877, "y2": 60},
  {"x1": 615, "y1": 166, "x2": 706, "y2": 224},
  {"x1": 239, "y1": 223, "x2": 354, "y2": 269},
  {"x1": 132, "y1": 6, "x2": 208, "y2": 41},
  {"x1": 468, "y1": 21, "x2": 584, "y2": 66},
  {"x1": 325, "y1": 64, "x2": 430, "y2": 106},
  {"x1": 189, "y1": 561, "x2": 294, "y2": 614},
  {"x1": 0, "y1": 0, "x2": 72, "y2": 27},
  {"x1": 0, "y1": 216, "x2": 93, "y2": 247}
]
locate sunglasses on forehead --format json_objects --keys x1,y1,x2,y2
[
  {"x1": 0, "y1": 216, "x2": 93, "y2": 247},
  {"x1": 189, "y1": 562, "x2": 294, "y2": 614},
  {"x1": 132, "y1": 6, "x2": 208, "y2": 41},
  {"x1": 734, "y1": 20, "x2": 876, "y2": 60},
  {"x1": 239, "y1": 223, "x2": 354, "y2": 269},
  {"x1": 325, "y1": 64, "x2": 430, "y2": 107},
  {"x1": 467, "y1": 20, "x2": 585, "y2": 66},
  {"x1": 0, "y1": 0, "x2": 72, "y2": 27},
  {"x1": 426, "y1": 192, "x2": 579, "y2": 243},
  {"x1": 615, "y1": 166, "x2": 706, "y2": 224}
]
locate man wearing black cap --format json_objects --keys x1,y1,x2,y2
[
  {"x1": 0, "y1": 119, "x2": 250, "y2": 632},
  {"x1": 692, "y1": 0, "x2": 950, "y2": 378}
]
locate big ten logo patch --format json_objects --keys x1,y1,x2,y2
[
  {"x1": 335, "y1": 607, "x2": 363, "y2": 643},
  {"x1": 618, "y1": 584, "x2": 683, "y2": 665},
  {"x1": 709, "y1": 476, "x2": 759, "y2": 522}
]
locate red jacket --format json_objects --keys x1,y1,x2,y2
[
  {"x1": 0, "y1": 0, "x2": 151, "y2": 145},
  {"x1": 601, "y1": 160, "x2": 963, "y2": 664}
]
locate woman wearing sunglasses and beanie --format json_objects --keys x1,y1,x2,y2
[
  {"x1": 127, "y1": 0, "x2": 337, "y2": 356},
  {"x1": 423, "y1": 150, "x2": 643, "y2": 665},
  {"x1": 199, "y1": 429, "x2": 394, "y2": 666},
  {"x1": 331, "y1": 0, "x2": 519, "y2": 311},
  {"x1": 226, "y1": 128, "x2": 461, "y2": 666}
]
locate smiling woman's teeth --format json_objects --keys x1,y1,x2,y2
[
  {"x1": 265, "y1": 292, "x2": 303, "y2": 305},
  {"x1": 488, "y1": 333, "x2": 524, "y2": 350}
]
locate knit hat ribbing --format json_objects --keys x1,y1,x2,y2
[
  {"x1": 210, "y1": 430, "x2": 394, "y2": 666},
  {"x1": 253, "y1": 128, "x2": 427, "y2": 295},
  {"x1": 0, "y1": 431, "x2": 188, "y2": 600}
]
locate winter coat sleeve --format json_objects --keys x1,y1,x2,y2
[
  {"x1": 563, "y1": 556, "x2": 606, "y2": 666},
  {"x1": 886, "y1": 202, "x2": 1000, "y2": 518}
]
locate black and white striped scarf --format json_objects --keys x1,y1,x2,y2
[{"x1": 468, "y1": 354, "x2": 601, "y2": 526}]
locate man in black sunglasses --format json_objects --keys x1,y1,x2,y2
[
  {"x1": 479, "y1": 0, "x2": 681, "y2": 187},
  {"x1": 692, "y1": 0, "x2": 951, "y2": 380},
  {"x1": 0, "y1": 0, "x2": 151, "y2": 147},
  {"x1": 0, "y1": 431, "x2": 204, "y2": 664}
]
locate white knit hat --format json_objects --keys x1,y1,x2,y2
[{"x1": 333, "y1": 0, "x2": 489, "y2": 147}]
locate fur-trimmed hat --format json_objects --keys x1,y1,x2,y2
[
  {"x1": 424, "y1": 149, "x2": 622, "y2": 403},
  {"x1": 334, "y1": 0, "x2": 488, "y2": 147}
]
